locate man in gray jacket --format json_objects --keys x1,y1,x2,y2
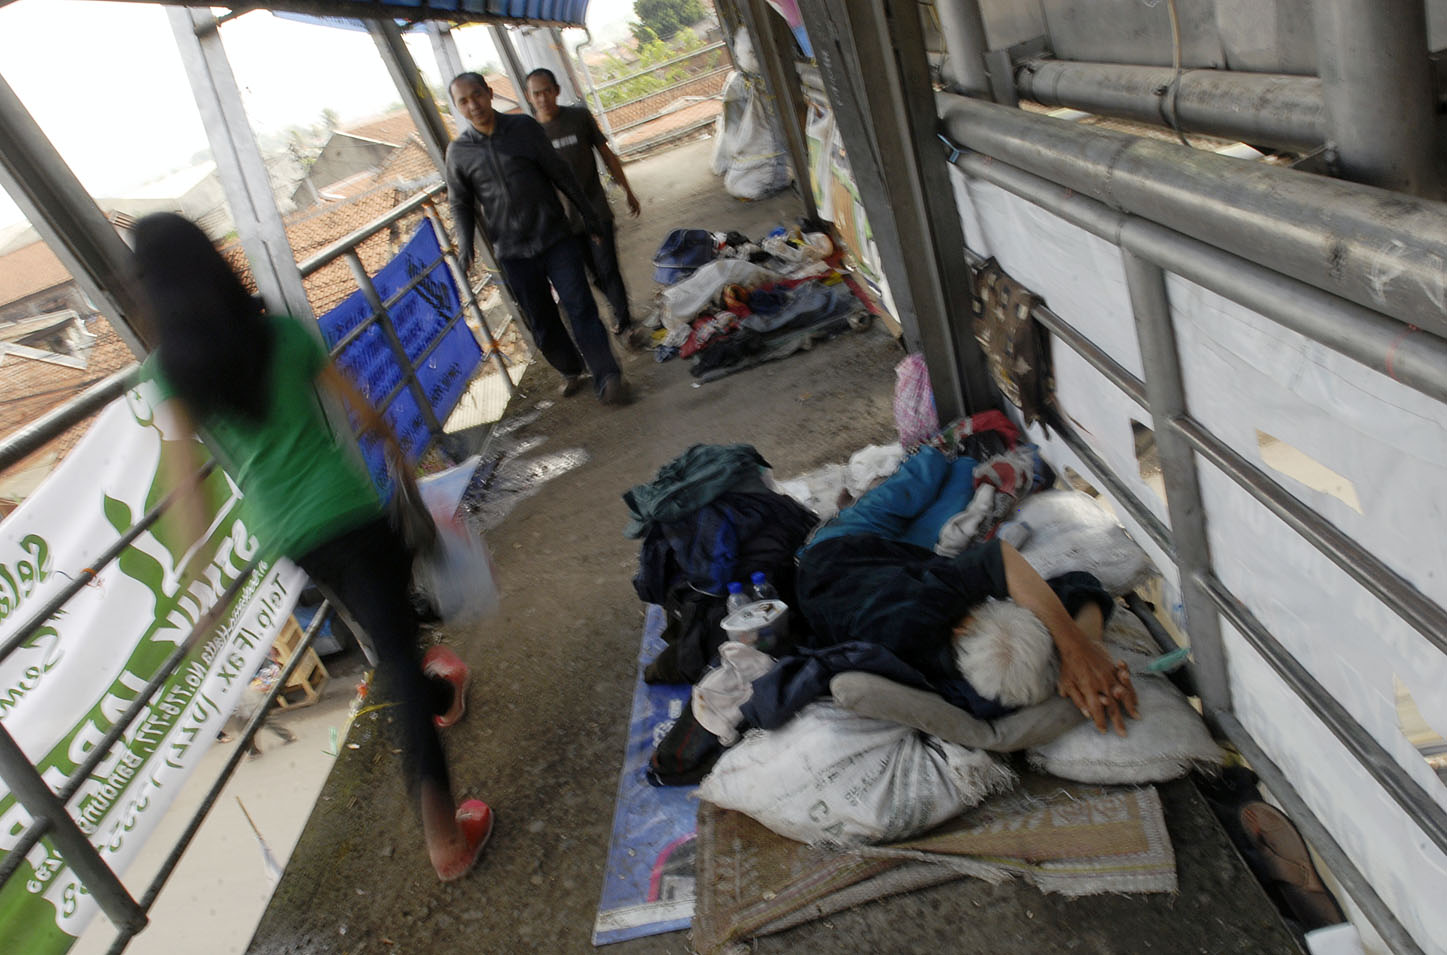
[{"x1": 447, "y1": 72, "x2": 625, "y2": 403}]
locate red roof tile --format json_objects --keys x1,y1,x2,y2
[{"x1": 0, "y1": 240, "x2": 73, "y2": 307}]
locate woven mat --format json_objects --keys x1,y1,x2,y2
[{"x1": 693, "y1": 780, "x2": 1176, "y2": 955}]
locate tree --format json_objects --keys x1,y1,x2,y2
[{"x1": 630, "y1": 0, "x2": 704, "y2": 43}]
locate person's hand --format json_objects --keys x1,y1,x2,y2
[
  {"x1": 1057, "y1": 638, "x2": 1139, "y2": 736},
  {"x1": 625, "y1": 190, "x2": 641, "y2": 218}
]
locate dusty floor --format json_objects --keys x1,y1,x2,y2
[{"x1": 245, "y1": 139, "x2": 1299, "y2": 955}]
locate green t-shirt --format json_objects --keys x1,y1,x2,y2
[{"x1": 148, "y1": 315, "x2": 382, "y2": 559}]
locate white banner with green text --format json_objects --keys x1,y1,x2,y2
[{"x1": 0, "y1": 379, "x2": 303, "y2": 953}]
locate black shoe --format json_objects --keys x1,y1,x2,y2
[{"x1": 600, "y1": 375, "x2": 629, "y2": 406}]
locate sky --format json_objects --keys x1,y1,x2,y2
[{"x1": 0, "y1": 0, "x2": 641, "y2": 228}]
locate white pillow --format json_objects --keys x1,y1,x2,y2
[{"x1": 1002, "y1": 490, "x2": 1155, "y2": 594}]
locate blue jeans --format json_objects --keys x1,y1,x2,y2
[{"x1": 501, "y1": 236, "x2": 621, "y2": 395}]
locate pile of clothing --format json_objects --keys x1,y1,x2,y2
[
  {"x1": 647, "y1": 223, "x2": 874, "y2": 379},
  {"x1": 624, "y1": 417, "x2": 1218, "y2": 848}
]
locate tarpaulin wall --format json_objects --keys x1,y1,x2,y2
[{"x1": 948, "y1": 162, "x2": 1447, "y2": 955}]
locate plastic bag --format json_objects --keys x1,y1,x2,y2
[
  {"x1": 698, "y1": 702, "x2": 1014, "y2": 845},
  {"x1": 893, "y1": 353, "x2": 939, "y2": 447},
  {"x1": 412, "y1": 511, "x2": 500, "y2": 626}
]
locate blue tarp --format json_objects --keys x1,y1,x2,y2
[
  {"x1": 593, "y1": 605, "x2": 698, "y2": 945},
  {"x1": 317, "y1": 220, "x2": 481, "y2": 486}
]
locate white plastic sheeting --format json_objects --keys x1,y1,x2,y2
[{"x1": 947, "y1": 163, "x2": 1447, "y2": 954}]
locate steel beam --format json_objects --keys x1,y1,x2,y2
[
  {"x1": 168, "y1": 8, "x2": 313, "y2": 324},
  {"x1": 742, "y1": 0, "x2": 818, "y2": 220},
  {"x1": 949, "y1": 150, "x2": 1447, "y2": 406},
  {"x1": 426, "y1": 22, "x2": 468, "y2": 94},
  {"x1": 937, "y1": 93, "x2": 1447, "y2": 339},
  {"x1": 490, "y1": 24, "x2": 531, "y2": 111},
  {"x1": 0, "y1": 74, "x2": 148, "y2": 355},
  {"x1": 1014, "y1": 59, "x2": 1325, "y2": 152},
  {"x1": 1122, "y1": 252, "x2": 1231, "y2": 716},
  {"x1": 796, "y1": 0, "x2": 995, "y2": 420},
  {"x1": 1313, "y1": 0, "x2": 1441, "y2": 197},
  {"x1": 935, "y1": 0, "x2": 991, "y2": 95},
  {"x1": 369, "y1": 19, "x2": 453, "y2": 171}
]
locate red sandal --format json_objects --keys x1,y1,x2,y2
[{"x1": 437, "y1": 800, "x2": 494, "y2": 883}]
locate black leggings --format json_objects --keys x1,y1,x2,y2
[{"x1": 297, "y1": 517, "x2": 450, "y2": 795}]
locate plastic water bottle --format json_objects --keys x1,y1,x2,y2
[
  {"x1": 725, "y1": 581, "x2": 750, "y2": 614},
  {"x1": 749, "y1": 572, "x2": 778, "y2": 602}
]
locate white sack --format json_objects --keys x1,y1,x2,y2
[
  {"x1": 1027, "y1": 667, "x2": 1224, "y2": 784},
  {"x1": 698, "y1": 702, "x2": 1015, "y2": 845},
  {"x1": 1002, "y1": 490, "x2": 1155, "y2": 594},
  {"x1": 692, "y1": 641, "x2": 776, "y2": 746}
]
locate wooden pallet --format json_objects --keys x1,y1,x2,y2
[{"x1": 273, "y1": 617, "x2": 328, "y2": 709}]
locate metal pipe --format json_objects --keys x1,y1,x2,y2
[
  {"x1": 1200, "y1": 573, "x2": 1447, "y2": 860},
  {"x1": 949, "y1": 148, "x2": 1447, "y2": 405},
  {"x1": 1174, "y1": 415, "x2": 1447, "y2": 657},
  {"x1": 343, "y1": 251, "x2": 445, "y2": 440},
  {"x1": 0, "y1": 817, "x2": 50, "y2": 890},
  {"x1": 1014, "y1": 59, "x2": 1325, "y2": 152},
  {"x1": 57, "y1": 559, "x2": 262, "y2": 803},
  {"x1": 937, "y1": 93, "x2": 1447, "y2": 338},
  {"x1": 1123, "y1": 592, "x2": 1196, "y2": 698},
  {"x1": 1313, "y1": 0, "x2": 1441, "y2": 198},
  {"x1": 1046, "y1": 412, "x2": 1175, "y2": 561},
  {"x1": 1217, "y1": 713, "x2": 1428, "y2": 955},
  {"x1": 934, "y1": 0, "x2": 991, "y2": 96},
  {"x1": 124, "y1": 607, "x2": 332, "y2": 932},
  {"x1": 1122, "y1": 252, "x2": 1232, "y2": 715},
  {"x1": 572, "y1": 28, "x2": 621, "y2": 156},
  {"x1": 0, "y1": 725, "x2": 145, "y2": 934},
  {"x1": 421, "y1": 202, "x2": 515, "y2": 395},
  {"x1": 0, "y1": 365, "x2": 136, "y2": 472}
]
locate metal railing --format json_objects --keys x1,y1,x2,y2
[
  {"x1": 938, "y1": 94, "x2": 1447, "y2": 955},
  {"x1": 0, "y1": 391, "x2": 337, "y2": 953},
  {"x1": 297, "y1": 182, "x2": 518, "y2": 462}
]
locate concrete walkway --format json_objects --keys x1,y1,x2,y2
[{"x1": 247, "y1": 139, "x2": 1299, "y2": 955}]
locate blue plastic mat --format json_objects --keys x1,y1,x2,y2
[{"x1": 592, "y1": 605, "x2": 698, "y2": 946}]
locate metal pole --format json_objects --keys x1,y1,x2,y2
[
  {"x1": 1014, "y1": 60, "x2": 1325, "y2": 152},
  {"x1": 368, "y1": 19, "x2": 453, "y2": 173},
  {"x1": 421, "y1": 202, "x2": 516, "y2": 395},
  {"x1": 1121, "y1": 251, "x2": 1231, "y2": 716},
  {"x1": 343, "y1": 251, "x2": 446, "y2": 443},
  {"x1": 167, "y1": 8, "x2": 312, "y2": 325},
  {"x1": 0, "y1": 365, "x2": 136, "y2": 472},
  {"x1": 743, "y1": 0, "x2": 818, "y2": 221},
  {"x1": 426, "y1": 22, "x2": 468, "y2": 87},
  {"x1": 934, "y1": 0, "x2": 991, "y2": 96},
  {"x1": 936, "y1": 92, "x2": 1447, "y2": 339},
  {"x1": 490, "y1": 24, "x2": 531, "y2": 113},
  {"x1": 0, "y1": 726, "x2": 146, "y2": 934},
  {"x1": 1313, "y1": 0, "x2": 1441, "y2": 198},
  {"x1": 949, "y1": 149, "x2": 1447, "y2": 406},
  {"x1": 796, "y1": 0, "x2": 996, "y2": 420},
  {"x1": 0, "y1": 73, "x2": 148, "y2": 355},
  {"x1": 547, "y1": 27, "x2": 588, "y2": 107}
]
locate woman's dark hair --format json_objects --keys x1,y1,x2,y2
[{"x1": 131, "y1": 213, "x2": 274, "y2": 422}]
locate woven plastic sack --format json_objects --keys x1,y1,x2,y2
[
  {"x1": 698, "y1": 702, "x2": 1014, "y2": 845},
  {"x1": 1027, "y1": 663, "x2": 1224, "y2": 784},
  {"x1": 893, "y1": 353, "x2": 939, "y2": 448}
]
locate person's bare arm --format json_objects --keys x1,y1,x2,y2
[
  {"x1": 596, "y1": 141, "x2": 640, "y2": 217},
  {"x1": 158, "y1": 404, "x2": 211, "y2": 550},
  {"x1": 999, "y1": 541, "x2": 1139, "y2": 735}
]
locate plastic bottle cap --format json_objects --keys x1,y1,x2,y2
[{"x1": 728, "y1": 582, "x2": 743, "y2": 593}]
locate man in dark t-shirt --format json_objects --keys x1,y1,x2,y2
[{"x1": 526, "y1": 68, "x2": 648, "y2": 348}]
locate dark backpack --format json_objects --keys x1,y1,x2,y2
[{"x1": 653, "y1": 228, "x2": 715, "y2": 285}]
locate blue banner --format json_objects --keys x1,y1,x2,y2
[{"x1": 317, "y1": 220, "x2": 481, "y2": 485}]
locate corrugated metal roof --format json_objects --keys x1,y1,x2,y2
[{"x1": 160, "y1": 0, "x2": 591, "y2": 26}]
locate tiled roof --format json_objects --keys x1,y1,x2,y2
[
  {"x1": 0, "y1": 240, "x2": 73, "y2": 307},
  {"x1": 0, "y1": 314, "x2": 138, "y2": 479},
  {"x1": 343, "y1": 110, "x2": 462, "y2": 147},
  {"x1": 374, "y1": 137, "x2": 444, "y2": 186}
]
